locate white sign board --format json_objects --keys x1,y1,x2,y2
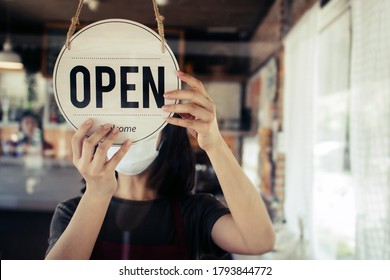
[{"x1": 53, "y1": 19, "x2": 180, "y2": 145}]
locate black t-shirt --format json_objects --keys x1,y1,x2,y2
[{"x1": 47, "y1": 193, "x2": 230, "y2": 260}]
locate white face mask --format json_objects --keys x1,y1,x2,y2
[{"x1": 107, "y1": 133, "x2": 161, "y2": 175}]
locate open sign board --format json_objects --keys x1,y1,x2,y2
[{"x1": 53, "y1": 19, "x2": 180, "y2": 145}]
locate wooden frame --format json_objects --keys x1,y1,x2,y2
[
  {"x1": 41, "y1": 23, "x2": 73, "y2": 79},
  {"x1": 163, "y1": 28, "x2": 185, "y2": 70}
]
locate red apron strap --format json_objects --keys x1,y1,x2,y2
[{"x1": 170, "y1": 199, "x2": 189, "y2": 259}]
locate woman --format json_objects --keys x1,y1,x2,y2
[
  {"x1": 4, "y1": 110, "x2": 53, "y2": 157},
  {"x1": 45, "y1": 71, "x2": 275, "y2": 260}
]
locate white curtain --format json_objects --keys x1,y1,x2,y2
[
  {"x1": 350, "y1": 0, "x2": 390, "y2": 259},
  {"x1": 283, "y1": 3, "x2": 319, "y2": 252},
  {"x1": 312, "y1": 0, "x2": 354, "y2": 260}
]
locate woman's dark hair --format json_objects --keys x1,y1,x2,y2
[
  {"x1": 18, "y1": 110, "x2": 41, "y2": 128},
  {"x1": 81, "y1": 120, "x2": 196, "y2": 199},
  {"x1": 147, "y1": 122, "x2": 195, "y2": 198},
  {"x1": 18, "y1": 110, "x2": 44, "y2": 143}
]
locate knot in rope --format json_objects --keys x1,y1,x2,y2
[{"x1": 66, "y1": 0, "x2": 166, "y2": 53}]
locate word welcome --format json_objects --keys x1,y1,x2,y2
[{"x1": 111, "y1": 124, "x2": 136, "y2": 133}]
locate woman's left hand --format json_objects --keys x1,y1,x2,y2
[{"x1": 162, "y1": 71, "x2": 223, "y2": 152}]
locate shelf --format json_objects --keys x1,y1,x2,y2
[
  {"x1": 196, "y1": 74, "x2": 247, "y2": 82},
  {"x1": 0, "y1": 122, "x2": 18, "y2": 128},
  {"x1": 0, "y1": 122, "x2": 72, "y2": 130},
  {"x1": 1, "y1": 122, "x2": 255, "y2": 136},
  {"x1": 221, "y1": 129, "x2": 257, "y2": 137}
]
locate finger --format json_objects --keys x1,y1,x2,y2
[
  {"x1": 162, "y1": 103, "x2": 214, "y2": 122},
  {"x1": 164, "y1": 89, "x2": 214, "y2": 112},
  {"x1": 176, "y1": 71, "x2": 208, "y2": 97},
  {"x1": 178, "y1": 113, "x2": 195, "y2": 120},
  {"x1": 81, "y1": 123, "x2": 112, "y2": 162},
  {"x1": 92, "y1": 127, "x2": 120, "y2": 166},
  {"x1": 165, "y1": 116, "x2": 206, "y2": 132},
  {"x1": 71, "y1": 119, "x2": 93, "y2": 162},
  {"x1": 188, "y1": 128, "x2": 198, "y2": 139},
  {"x1": 105, "y1": 140, "x2": 133, "y2": 170}
]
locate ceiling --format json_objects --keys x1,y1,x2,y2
[
  {"x1": 0, "y1": 0, "x2": 276, "y2": 75},
  {"x1": 0, "y1": 0, "x2": 275, "y2": 41}
]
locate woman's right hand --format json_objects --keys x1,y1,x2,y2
[{"x1": 71, "y1": 119, "x2": 132, "y2": 198}]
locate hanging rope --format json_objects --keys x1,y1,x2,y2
[
  {"x1": 66, "y1": 0, "x2": 84, "y2": 50},
  {"x1": 152, "y1": 0, "x2": 166, "y2": 53},
  {"x1": 65, "y1": 0, "x2": 166, "y2": 52}
]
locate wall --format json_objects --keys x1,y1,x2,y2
[
  {"x1": 250, "y1": 0, "x2": 283, "y2": 72},
  {"x1": 246, "y1": 0, "x2": 318, "y2": 224},
  {"x1": 250, "y1": 0, "x2": 317, "y2": 72}
]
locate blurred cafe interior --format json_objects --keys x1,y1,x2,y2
[{"x1": 1, "y1": 0, "x2": 390, "y2": 260}]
